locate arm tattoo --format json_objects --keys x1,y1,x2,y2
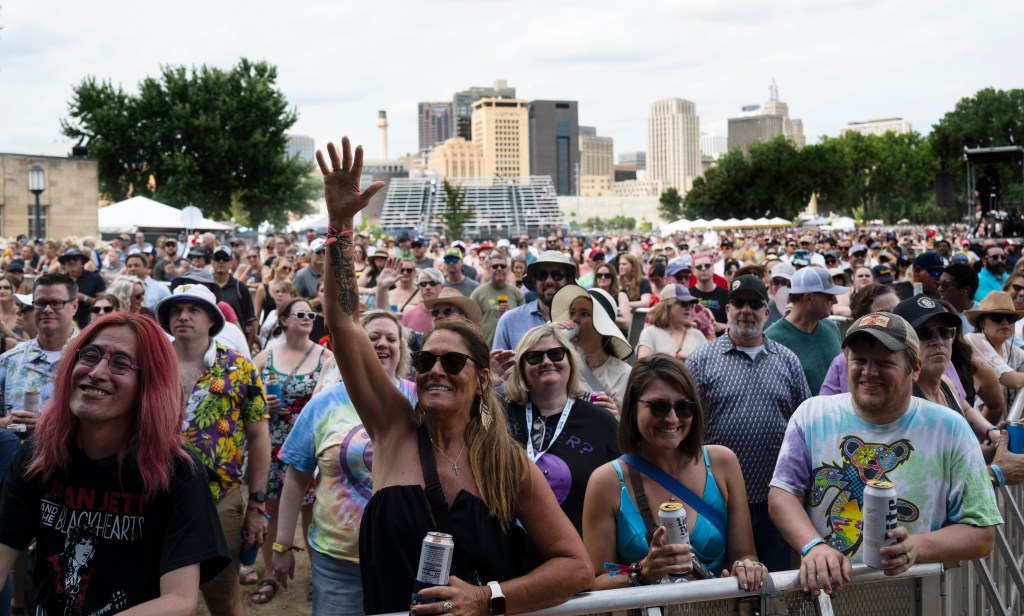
[{"x1": 330, "y1": 243, "x2": 359, "y2": 315}]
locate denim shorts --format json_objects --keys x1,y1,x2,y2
[{"x1": 310, "y1": 549, "x2": 364, "y2": 616}]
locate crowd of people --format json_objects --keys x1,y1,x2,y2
[{"x1": 0, "y1": 135, "x2": 1020, "y2": 615}]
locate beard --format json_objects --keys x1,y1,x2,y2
[
  {"x1": 988, "y1": 262, "x2": 1006, "y2": 276},
  {"x1": 730, "y1": 319, "x2": 763, "y2": 340}
]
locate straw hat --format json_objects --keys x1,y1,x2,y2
[{"x1": 965, "y1": 291, "x2": 1024, "y2": 327}]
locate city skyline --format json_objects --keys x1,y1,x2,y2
[{"x1": 1, "y1": 0, "x2": 1020, "y2": 167}]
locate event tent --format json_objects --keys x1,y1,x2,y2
[
  {"x1": 99, "y1": 196, "x2": 230, "y2": 234},
  {"x1": 660, "y1": 216, "x2": 794, "y2": 234}
]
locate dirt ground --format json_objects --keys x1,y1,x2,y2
[{"x1": 198, "y1": 524, "x2": 314, "y2": 616}]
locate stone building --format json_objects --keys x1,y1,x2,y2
[{"x1": 0, "y1": 153, "x2": 99, "y2": 239}]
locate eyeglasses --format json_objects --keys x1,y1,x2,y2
[
  {"x1": 986, "y1": 314, "x2": 1018, "y2": 325},
  {"x1": 400, "y1": 268, "x2": 415, "y2": 274},
  {"x1": 729, "y1": 298, "x2": 766, "y2": 310},
  {"x1": 638, "y1": 398, "x2": 697, "y2": 419},
  {"x1": 917, "y1": 326, "x2": 957, "y2": 341},
  {"x1": 411, "y1": 351, "x2": 475, "y2": 374},
  {"x1": 430, "y1": 307, "x2": 465, "y2": 319},
  {"x1": 771, "y1": 278, "x2": 790, "y2": 287},
  {"x1": 491, "y1": 264, "x2": 507, "y2": 270},
  {"x1": 418, "y1": 281, "x2": 441, "y2": 288},
  {"x1": 289, "y1": 311, "x2": 317, "y2": 320},
  {"x1": 521, "y1": 347, "x2": 567, "y2": 365},
  {"x1": 90, "y1": 305, "x2": 115, "y2": 314},
  {"x1": 595, "y1": 272, "x2": 614, "y2": 279},
  {"x1": 33, "y1": 299, "x2": 70, "y2": 311},
  {"x1": 77, "y1": 345, "x2": 137, "y2": 375},
  {"x1": 533, "y1": 270, "x2": 567, "y2": 282},
  {"x1": 694, "y1": 264, "x2": 713, "y2": 271}
]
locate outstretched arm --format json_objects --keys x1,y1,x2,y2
[{"x1": 318, "y1": 137, "x2": 412, "y2": 440}]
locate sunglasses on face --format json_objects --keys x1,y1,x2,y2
[
  {"x1": 430, "y1": 307, "x2": 464, "y2": 318},
  {"x1": 418, "y1": 281, "x2": 441, "y2": 288},
  {"x1": 400, "y1": 268, "x2": 415, "y2": 274},
  {"x1": 986, "y1": 314, "x2": 1018, "y2": 325},
  {"x1": 787, "y1": 243, "x2": 797, "y2": 248},
  {"x1": 937, "y1": 281, "x2": 958, "y2": 291},
  {"x1": 638, "y1": 398, "x2": 697, "y2": 419},
  {"x1": 771, "y1": 278, "x2": 790, "y2": 287},
  {"x1": 411, "y1": 350, "x2": 475, "y2": 374},
  {"x1": 917, "y1": 326, "x2": 957, "y2": 341},
  {"x1": 491, "y1": 264, "x2": 507, "y2": 270},
  {"x1": 987, "y1": 254, "x2": 1006, "y2": 261},
  {"x1": 729, "y1": 297, "x2": 766, "y2": 310},
  {"x1": 90, "y1": 305, "x2": 115, "y2": 314},
  {"x1": 165, "y1": 243, "x2": 177, "y2": 249},
  {"x1": 533, "y1": 270, "x2": 567, "y2": 282},
  {"x1": 290, "y1": 311, "x2": 317, "y2": 320},
  {"x1": 247, "y1": 255, "x2": 260, "y2": 260},
  {"x1": 595, "y1": 272, "x2": 614, "y2": 279},
  {"x1": 693, "y1": 264, "x2": 713, "y2": 271},
  {"x1": 521, "y1": 346, "x2": 567, "y2": 365},
  {"x1": 443, "y1": 257, "x2": 461, "y2": 264}
]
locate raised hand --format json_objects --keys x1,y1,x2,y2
[
  {"x1": 377, "y1": 256, "x2": 402, "y2": 289},
  {"x1": 317, "y1": 137, "x2": 385, "y2": 221}
]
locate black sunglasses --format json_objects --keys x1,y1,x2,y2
[
  {"x1": 521, "y1": 347, "x2": 568, "y2": 365},
  {"x1": 533, "y1": 270, "x2": 567, "y2": 282},
  {"x1": 400, "y1": 268, "x2": 415, "y2": 274},
  {"x1": 491, "y1": 264, "x2": 507, "y2": 270},
  {"x1": 90, "y1": 305, "x2": 115, "y2": 314},
  {"x1": 411, "y1": 351, "x2": 476, "y2": 374},
  {"x1": 595, "y1": 272, "x2": 614, "y2": 279},
  {"x1": 418, "y1": 281, "x2": 441, "y2": 288},
  {"x1": 638, "y1": 398, "x2": 697, "y2": 419},
  {"x1": 430, "y1": 307, "x2": 464, "y2": 318},
  {"x1": 917, "y1": 326, "x2": 956, "y2": 341},
  {"x1": 729, "y1": 298, "x2": 766, "y2": 310},
  {"x1": 986, "y1": 314, "x2": 1018, "y2": 325}
]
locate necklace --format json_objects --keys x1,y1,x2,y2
[{"x1": 429, "y1": 435, "x2": 467, "y2": 476}]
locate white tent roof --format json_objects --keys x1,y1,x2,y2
[{"x1": 99, "y1": 196, "x2": 230, "y2": 234}]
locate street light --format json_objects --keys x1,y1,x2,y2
[{"x1": 27, "y1": 165, "x2": 45, "y2": 240}]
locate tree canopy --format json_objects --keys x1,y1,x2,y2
[
  {"x1": 438, "y1": 180, "x2": 474, "y2": 240},
  {"x1": 61, "y1": 58, "x2": 319, "y2": 227}
]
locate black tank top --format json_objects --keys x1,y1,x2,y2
[{"x1": 912, "y1": 380, "x2": 961, "y2": 414}]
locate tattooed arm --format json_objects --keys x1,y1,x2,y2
[{"x1": 318, "y1": 137, "x2": 413, "y2": 439}]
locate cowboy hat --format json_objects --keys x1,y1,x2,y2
[{"x1": 965, "y1": 291, "x2": 1024, "y2": 327}]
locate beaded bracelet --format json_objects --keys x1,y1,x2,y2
[
  {"x1": 313, "y1": 227, "x2": 356, "y2": 254},
  {"x1": 991, "y1": 464, "x2": 1007, "y2": 487}
]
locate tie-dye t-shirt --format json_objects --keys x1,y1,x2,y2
[
  {"x1": 278, "y1": 378, "x2": 417, "y2": 563},
  {"x1": 770, "y1": 393, "x2": 1002, "y2": 563}
]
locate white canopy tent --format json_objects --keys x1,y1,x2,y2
[
  {"x1": 660, "y1": 216, "x2": 795, "y2": 234},
  {"x1": 99, "y1": 197, "x2": 230, "y2": 234}
]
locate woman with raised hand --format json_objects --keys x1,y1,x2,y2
[
  {"x1": 317, "y1": 137, "x2": 592, "y2": 615},
  {"x1": 582, "y1": 354, "x2": 766, "y2": 591}
]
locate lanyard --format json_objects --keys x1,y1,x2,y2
[{"x1": 524, "y1": 397, "x2": 574, "y2": 463}]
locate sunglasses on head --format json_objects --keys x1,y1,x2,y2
[
  {"x1": 90, "y1": 305, "x2": 115, "y2": 314},
  {"x1": 430, "y1": 306, "x2": 464, "y2": 318},
  {"x1": 411, "y1": 351, "x2": 475, "y2": 374},
  {"x1": 521, "y1": 346, "x2": 567, "y2": 365},
  {"x1": 729, "y1": 297, "x2": 766, "y2": 310},
  {"x1": 638, "y1": 398, "x2": 697, "y2": 419},
  {"x1": 418, "y1": 280, "x2": 441, "y2": 288},
  {"x1": 533, "y1": 270, "x2": 567, "y2": 282},
  {"x1": 917, "y1": 326, "x2": 956, "y2": 341}
]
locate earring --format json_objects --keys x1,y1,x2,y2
[{"x1": 479, "y1": 398, "x2": 492, "y2": 430}]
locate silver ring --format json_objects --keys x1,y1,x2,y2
[
  {"x1": 733, "y1": 561, "x2": 745, "y2": 568},
  {"x1": 904, "y1": 553, "x2": 910, "y2": 565},
  {"x1": 442, "y1": 600, "x2": 453, "y2": 613}
]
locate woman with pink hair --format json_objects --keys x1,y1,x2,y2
[{"x1": 0, "y1": 313, "x2": 229, "y2": 614}]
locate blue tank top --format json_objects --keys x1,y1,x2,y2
[{"x1": 612, "y1": 448, "x2": 728, "y2": 574}]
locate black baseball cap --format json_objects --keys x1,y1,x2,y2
[
  {"x1": 893, "y1": 294, "x2": 960, "y2": 329},
  {"x1": 728, "y1": 275, "x2": 768, "y2": 301}
]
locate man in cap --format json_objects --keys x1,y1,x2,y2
[
  {"x1": 665, "y1": 255, "x2": 693, "y2": 285},
  {"x1": 765, "y1": 267, "x2": 846, "y2": 393},
  {"x1": 872, "y1": 264, "x2": 894, "y2": 285},
  {"x1": 153, "y1": 237, "x2": 189, "y2": 282},
  {"x1": 211, "y1": 245, "x2": 257, "y2": 347},
  {"x1": 844, "y1": 243, "x2": 869, "y2": 276},
  {"x1": 769, "y1": 311, "x2": 1001, "y2": 597},
  {"x1": 189, "y1": 246, "x2": 212, "y2": 273},
  {"x1": 4, "y1": 260, "x2": 29, "y2": 294},
  {"x1": 766, "y1": 262, "x2": 795, "y2": 326},
  {"x1": 291, "y1": 245, "x2": 324, "y2": 300},
  {"x1": 157, "y1": 284, "x2": 270, "y2": 616},
  {"x1": 123, "y1": 250, "x2": 170, "y2": 310},
  {"x1": 688, "y1": 275, "x2": 811, "y2": 571},
  {"x1": 689, "y1": 252, "x2": 729, "y2": 334},
  {"x1": 891, "y1": 251, "x2": 944, "y2": 300},
  {"x1": 441, "y1": 248, "x2": 479, "y2": 296},
  {"x1": 976, "y1": 245, "x2": 1009, "y2": 302},
  {"x1": 411, "y1": 237, "x2": 433, "y2": 270},
  {"x1": 59, "y1": 247, "x2": 106, "y2": 329},
  {"x1": 470, "y1": 252, "x2": 525, "y2": 346},
  {"x1": 492, "y1": 250, "x2": 576, "y2": 351}
]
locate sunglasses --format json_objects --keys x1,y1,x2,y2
[
  {"x1": 90, "y1": 305, "x2": 115, "y2": 314},
  {"x1": 937, "y1": 281, "x2": 957, "y2": 291},
  {"x1": 521, "y1": 346, "x2": 568, "y2": 365},
  {"x1": 533, "y1": 270, "x2": 567, "y2": 282},
  {"x1": 694, "y1": 264, "x2": 713, "y2": 271},
  {"x1": 917, "y1": 326, "x2": 957, "y2": 341},
  {"x1": 825, "y1": 258, "x2": 838, "y2": 264},
  {"x1": 165, "y1": 243, "x2": 177, "y2": 249},
  {"x1": 638, "y1": 398, "x2": 697, "y2": 419},
  {"x1": 491, "y1": 264, "x2": 507, "y2": 270},
  {"x1": 430, "y1": 307, "x2": 464, "y2": 318},
  {"x1": 400, "y1": 268, "x2": 415, "y2": 274},
  {"x1": 787, "y1": 243, "x2": 797, "y2": 248},
  {"x1": 290, "y1": 311, "x2": 317, "y2": 320},
  {"x1": 595, "y1": 272, "x2": 614, "y2": 279},
  {"x1": 443, "y1": 257, "x2": 461, "y2": 264},
  {"x1": 987, "y1": 254, "x2": 1006, "y2": 261},
  {"x1": 418, "y1": 281, "x2": 441, "y2": 288},
  {"x1": 986, "y1": 314, "x2": 1018, "y2": 325},
  {"x1": 411, "y1": 351, "x2": 475, "y2": 374},
  {"x1": 729, "y1": 298, "x2": 766, "y2": 310},
  {"x1": 212, "y1": 255, "x2": 231, "y2": 262},
  {"x1": 771, "y1": 278, "x2": 790, "y2": 287},
  {"x1": 247, "y1": 255, "x2": 260, "y2": 260}
]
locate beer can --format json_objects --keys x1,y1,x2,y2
[
  {"x1": 659, "y1": 502, "x2": 692, "y2": 581},
  {"x1": 23, "y1": 391, "x2": 40, "y2": 415},
  {"x1": 239, "y1": 528, "x2": 258, "y2": 567},
  {"x1": 497, "y1": 295, "x2": 508, "y2": 305},
  {"x1": 265, "y1": 377, "x2": 282, "y2": 401},
  {"x1": 411, "y1": 532, "x2": 454, "y2": 607},
  {"x1": 862, "y1": 479, "x2": 898, "y2": 568}
]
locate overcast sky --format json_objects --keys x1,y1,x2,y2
[{"x1": 2, "y1": 0, "x2": 1021, "y2": 163}]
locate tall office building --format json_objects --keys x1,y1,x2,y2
[
  {"x1": 427, "y1": 137, "x2": 485, "y2": 178},
  {"x1": 453, "y1": 80, "x2": 516, "y2": 142},
  {"x1": 841, "y1": 118, "x2": 912, "y2": 137},
  {"x1": 286, "y1": 134, "x2": 315, "y2": 166},
  {"x1": 528, "y1": 100, "x2": 579, "y2": 195},
  {"x1": 619, "y1": 151, "x2": 646, "y2": 170},
  {"x1": 728, "y1": 80, "x2": 805, "y2": 154},
  {"x1": 647, "y1": 98, "x2": 701, "y2": 192},
  {"x1": 418, "y1": 102, "x2": 454, "y2": 151},
  {"x1": 471, "y1": 98, "x2": 531, "y2": 178},
  {"x1": 700, "y1": 132, "x2": 727, "y2": 160},
  {"x1": 579, "y1": 126, "x2": 614, "y2": 197}
]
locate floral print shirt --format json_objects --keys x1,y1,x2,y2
[
  {"x1": 0, "y1": 336, "x2": 76, "y2": 416},
  {"x1": 182, "y1": 343, "x2": 268, "y2": 500}
]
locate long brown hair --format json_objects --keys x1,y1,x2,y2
[
  {"x1": 619, "y1": 354, "x2": 705, "y2": 460},
  {"x1": 619, "y1": 254, "x2": 644, "y2": 301}
]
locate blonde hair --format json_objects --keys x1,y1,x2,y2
[
  {"x1": 360, "y1": 309, "x2": 410, "y2": 378},
  {"x1": 648, "y1": 297, "x2": 677, "y2": 328},
  {"x1": 420, "y1": 320, "x2": 526, "y2": 532},
  {"x1": 107, "y1": 276, "x2": 143, "y2": 312},
  {"x1": 503, "y1": 325, "x2": 587, "y2": 405}
]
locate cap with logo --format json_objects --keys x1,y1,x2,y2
[
  {"x1": 893, "y1": 294, "x2": 960, "y2": 329},
  {"x1": 843, "y1": 311, "x2": 920, "y2": 357},
  {"x1": 729, "y1": 275, "x2": 768, "y2": 301},
  {"x1": 872, "y1": 264, "x2": 894, "y2": 284}
]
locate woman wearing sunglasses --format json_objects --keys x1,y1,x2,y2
[
  {"x1": 317, "y1": 137, "x2": 592, "y2": 615},
  {"x1": 592, "y1": 263, "x2": 631, "y2": 333},
  {"x1": 502, "y1": 324, "x2": 620, "y2": 533},
  {"x1": 637, "y1": 285, "x2": 711, "y2": 361},
  {"x1": 89, "y1": 294, "x2": 122, "y2": 322},
  {"x1": 107, "y1": 276, "x2": 145, "y2": 314},
  {"x1": 582, "y1": 354, "x2": 765, "y2": 591},
  {"x1": 254, "y1": 258, "x2": 294, "y2": 328},
  {"x1": 373, "y1": 256, "x2": 422, "y2": 315},
  {"x1": 401, "y1": 268, "x2": 445, "y2": 336},
  {"x1": 966, "y1": 291, "x2": 1024, "y2": 409}
]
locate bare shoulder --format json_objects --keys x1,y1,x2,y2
[{"x1": 706, "y1": 445, "x2": 740, "y2": 471}]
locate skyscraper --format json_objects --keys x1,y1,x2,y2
[
  {"x1": 471, "y1": 98, "x2": 530, "y2": 178},
  {"x1": 453, "y1": 80, "x2": 516, "y2": 142},
  {"x1": 728, "y1": 80, "x2": 806, "y2": 154},
  {"x1": 418, "y1": 102, "x2": 454, "y2": 151},
  {"x1": 647, "y1": 98, "x2": 701, "y2": 192},
  {"x1": 286, "y1": 134, "x2": 315, "y2": 166},
  {"x1": 528, "y1": 100, "x2": 579, "y2": 195}
]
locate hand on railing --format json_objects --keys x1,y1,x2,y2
[
  {"x1": 722, "y1": 557, "x2": 769, "y2": 592},
  {"x1": 800, "y1": 542, "x2": 852, "y2": 597}
]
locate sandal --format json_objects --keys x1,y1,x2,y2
[
  {"x1": 251, "y1": 578, "x2": 279, "y2": 604},
  {"x1": 239, "y1": 565, "x2": 259, "y2": 586}
]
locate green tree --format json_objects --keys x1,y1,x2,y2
[
  {"x1": 583, "y1": 216, "x2": 606, "y2": 232},
  {"x1": 439, "y1": 179, "x2": 474, "y2": 240},
  {"x1": 658, "y1": 187, "x2": 684, "y2": 222},
  {"x1": 61, "y1": 58, "x2": 318, "y2": 227}
]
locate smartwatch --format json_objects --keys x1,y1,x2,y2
[
  {"x1": 249, "y1": 491, "x2": 267, "y2": 504},
  {"x1": 801, "y1": 537, "x2": 825, "y2": 557},
  {"x1": 487, "y1": 581, "x2": 506, "y2": 615}
]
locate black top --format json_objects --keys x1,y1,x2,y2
[
  {"x1": 912, "y1": 380, "x2": 961, "y2": 414},
  {"x1": 219, "y1": 275, "x2": 256, "y2": 326},
  {"x1": 690, "y1": 284, "x2": 730, "y2": 325},
  {"x1": 73, "y1": 271, "x2": 107, "y2": 329},
  {"x1": 0, "y1": 440, "x2": 230, "y2": 614},
  {"x1": 260, "y1": 282, "x2": 277, "y2": 324}
]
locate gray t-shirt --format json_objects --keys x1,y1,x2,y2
[
  {"x1": 292, "y1": 264, "x2": 323, "y2": 299},
  {"x1": 444, "y1": 277, "x2": 479, "y2": 297}
]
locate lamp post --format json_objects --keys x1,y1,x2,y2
[{"x1": 27, "y1": 165, "x2": 45, "y2": 240}]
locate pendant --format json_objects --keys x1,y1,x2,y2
[{"x1": 453, "y1": 464, "x2": 459, "y2": 476}]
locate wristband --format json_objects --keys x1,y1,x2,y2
[
  {"x1": 272, "y1": 542, "x2": 305, "y2": 554},
  {"x1": 246, "y1": 505, "x2": 270, "y2": 519},
  {"x1": 985, "y1": 426, "x2": 1000, "y2": 445},
  {"x1": 801, "y1": 537, "x2": 825, "y2": 557},
  {"x1": 990, "y1": 464, "x2": 1007, "y2": 487}
]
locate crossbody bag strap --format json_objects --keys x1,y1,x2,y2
[
  {"x1": 400, "y1": 287, "x2": 420, "y2": 312},
  {"x1": 620, "y1": 453, "x2": 726, "y2": 538},
  {"x1": 417, "y1": 425, "x2": 455, "y2": 534},
  {"x1": 624, "y1": 462, "x2": 657, "y2": 543}
]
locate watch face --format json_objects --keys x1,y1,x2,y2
[{"x1": 491, "y1": 596, "x2": 506, "y2": 615}]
